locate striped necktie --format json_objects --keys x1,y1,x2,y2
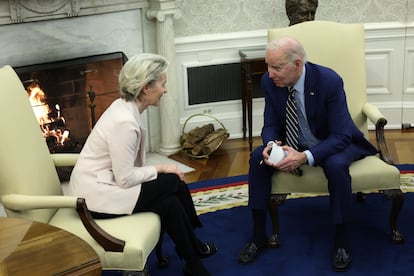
[{"x1": 286, "y1": 87, "x2": 302, "y2": 176}]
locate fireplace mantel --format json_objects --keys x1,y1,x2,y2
[
  {"x1": 0, "y1": 0, "x2": 149, "y2": 25},
  {"x1": 0, "y1": 0, "x2": 183, "y2": 155}
]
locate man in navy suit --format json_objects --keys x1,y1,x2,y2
[{"x1": 238, "y1": 36, "x2": 378, "y2": 272}]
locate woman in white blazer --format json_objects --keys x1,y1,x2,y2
[{"x1": 69, "y1": 53, "x2": 216, "y2": 276}]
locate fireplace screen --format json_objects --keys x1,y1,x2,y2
[{"x1": 15, "y1": 52, "x2": 127, "y2": 153}]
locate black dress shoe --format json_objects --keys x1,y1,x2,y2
[
  {"x1": 238, "y1": 242, "x2": 264, "y2": 264},
  {"x1": 199, "y1": 242, "x2": 218, "y2": 258},
  {"x1": 332, "y1": 248, "x2": 352, "y2": 272}
]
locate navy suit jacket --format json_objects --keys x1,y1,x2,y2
[{"x1": 261, "y1": 62, "x2": 377, "y2": 166}]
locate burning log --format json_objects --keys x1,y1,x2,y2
[
  {"x1": 43, "y1": 118, "x2": 66, "y2": 129},
  {"x1": 26, "y1": 80, "x2": 71, "y2": 151}
]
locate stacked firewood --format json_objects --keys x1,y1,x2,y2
[{"x1": 181, "y1": 123, "x2": 229, "y2": 157}]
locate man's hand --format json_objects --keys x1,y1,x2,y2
[{"x1": 273, "y1": 146, "x2": 307, "y2": 172}]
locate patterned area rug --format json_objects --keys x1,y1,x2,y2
[
  {"x1": 191, "y1": 179, "x2": 249, "y2": 214},
  {"x1": 190, "y1": 166, "x2": 414, "y2": 215},
  {"x1": 400, "y1": 173, "x2": 414, "y2": 192}
]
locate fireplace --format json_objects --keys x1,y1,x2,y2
[{"x1": 15, "y1": 52, "x2": 127, "y2": 153}]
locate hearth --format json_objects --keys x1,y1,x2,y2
[{"x1": 15, "y1": 52, "x2": 127, "y2": 153}]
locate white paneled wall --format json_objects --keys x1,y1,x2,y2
[
  {"x1": 176, "y1": 22, "x2": 413, "y2": 137},
  {"x1": 402, "y1": 26, "x2": 414, "y2": 127},
  {"x1": 365, "y1": 23, "x2": 408, "y2": 129}
]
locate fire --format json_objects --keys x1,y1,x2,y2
[{"x1": 26, "y1": 82, "x2": 70, "y2": 146}]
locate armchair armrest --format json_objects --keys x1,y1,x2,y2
[
  {"x1": 1, "y1": 194, "x2": 125, "y2": 252},
  {"x1": 1, "y1": 194, "x2": 78, "y2": 209},
  {"x1": 362, "y1": 102, "x2": 383, "y2": 123},
  {"x1": 362, "y1": 103, "x2": 394, "y2": 164},
  {"x1": 50, "y1": 153, "x2": 79, "y2": 167},
  {"x1": 76, "y1": 198, "x2": 125, "y2": 252}
]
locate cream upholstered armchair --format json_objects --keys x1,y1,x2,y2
[
  {"x1": 0, "y1": 65, "x2": 165, "y2": 275},
  {"x1": 267, "y1": 21, "x2": 404, "y2": 247}
]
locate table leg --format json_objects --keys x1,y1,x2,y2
[
  {"x1": 246, "y1": 74, "x2": 253, "y2": 152},
  {"x1": 241, "y1": 66, "x2": 247, "y2": 139}
]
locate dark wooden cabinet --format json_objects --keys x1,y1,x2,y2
[{"x1": 239, "y1": 49, "x2": 266, "y2": 151}]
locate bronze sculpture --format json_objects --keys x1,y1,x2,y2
[{"x1": 285, "y1": 0, "x2": 318, "y2": 26}]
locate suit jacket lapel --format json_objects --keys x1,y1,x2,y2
[{"x1": 303, "y1": 63, "x2": 317, "y2": 124}]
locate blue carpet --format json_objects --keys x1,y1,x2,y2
[
  {"x1": 144, "y1": 192, "x2": 414, "y2": 275},
  {"x1": 146, "y1": 165, "x2": 413, "y2": 275},
  {"x1": 188, "y1": 174, "x2": 248, "y2": 190},
  {"x1": 105, "y1": 164, "x2": 414, "y2": 275},
  {"x1": 397, "y1": 164, "x2": 414, "y2": 172}
]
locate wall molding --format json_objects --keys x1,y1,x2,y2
[
  {"x1": 175, "y1": 22, "x2": 414, "y2": 135},
  {"x1": 0, "y1": 0, "x2": 148, "y2": 25}
]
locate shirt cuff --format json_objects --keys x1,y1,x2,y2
[
  {"x1": 266, "y1": 141, "x2": 274, "y2": 147},
  {"x1": 304, "y1": 150, "x2": 314, "y2": 166}
]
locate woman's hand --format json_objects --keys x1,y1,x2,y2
[{"x1": 155, "y1": 164, "x2": 185, "y2": 181}]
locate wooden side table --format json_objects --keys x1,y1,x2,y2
[
  {"x1": 239, "y1": 49, "x2": 267, "y2": 151},
  {"x1": 0, "y1": 217, "x2": 101, "y2": 276}
]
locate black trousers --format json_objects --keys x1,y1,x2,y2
[
  {"x1": 91, "y1": 173, "x2": 202, "y2": 261},
  {"x1": 133, "y1": 173, "x2": 202, "y2": 261}
]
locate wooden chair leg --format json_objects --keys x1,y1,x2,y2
[
  {"x1": 155, "y1": 230, "x2": 169, "y2": 268},
  {"x1": 268, "y1": 194, "x2": 288, "y2": 248},
  {"x1": 383, "y1": 189, "x2": 405, "y2": 244}
]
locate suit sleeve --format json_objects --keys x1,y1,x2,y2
[
  {"x1": 308, "y1": 76, "x2": 354, "y2": 165},
  {"x1": 261, "y1": 73, "x2": 286, "y2": 145}
]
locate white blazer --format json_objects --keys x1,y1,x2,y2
[{"x1": 69, "y1": 98, "x2": 157, "y2": 214}]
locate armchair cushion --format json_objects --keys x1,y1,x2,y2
[
  {"x1": 272, "y1": 156, "x2": 400, "y2": 194},
  {"x1": 50, "y1": 209, "x2": 160, "y2": 271}
]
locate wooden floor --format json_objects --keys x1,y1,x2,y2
[{"x1": 169, "y1": 129, "x2": 414, "y2": 183}]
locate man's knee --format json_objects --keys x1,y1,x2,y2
[
  {"x1": 322, "y1": 155, "x2": 351, "y2": 173},
  {"x1": 249, "y1": 146, "x2": 265, "y2": 166}
]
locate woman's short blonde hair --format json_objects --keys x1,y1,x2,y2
[{"x1": 118, "y1": 53, "x2": 169, "y2": 101}]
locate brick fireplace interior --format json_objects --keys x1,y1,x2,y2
[{"x1": 15, "y1": 52, "x2": 127, "y2": 153}]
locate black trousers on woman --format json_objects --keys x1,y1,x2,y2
[
  {"x1": 91, "y1": 173, "x2": 203, "y2": 261},
  {"x1": 132, "y1": 173, "x2": 203, "y2": 262}
]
